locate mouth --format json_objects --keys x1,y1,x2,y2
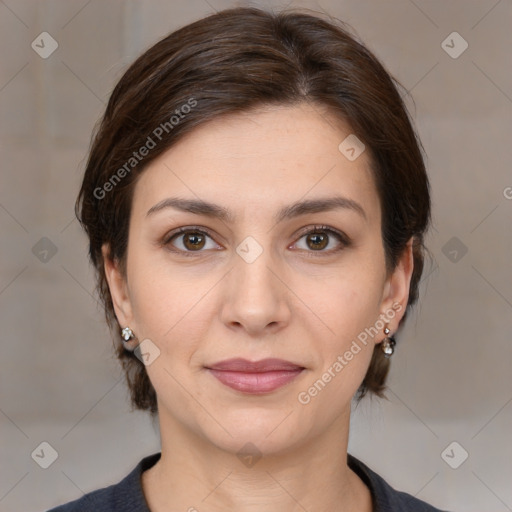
[{"x1": 205, "y1": 358, "x2": 305, "y2": 394}]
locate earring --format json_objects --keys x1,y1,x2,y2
[
  {"x1": 121, "y1": 327, "x2": 136, "y2": 352},
  {"x1": 381, "y1": 325, "x2": 396, "y2": 358}
]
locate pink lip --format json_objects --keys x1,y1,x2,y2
[{"x1": 206, "y1": 358, "x2": 305, "y2": 394}]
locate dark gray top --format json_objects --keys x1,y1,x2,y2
[{"x1": 46, "y1": 451, "x2": 451, "y2": 511}]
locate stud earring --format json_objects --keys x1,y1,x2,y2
[
  {"x1": 121, "y1": 327, "x2": 136, "y2": 352},
  {"x1": 381, "y1": 325, "x2": 396, "y2": 358}
]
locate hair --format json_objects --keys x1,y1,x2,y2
[{"x1": 76, "y1": 6, "x2": 431, "y2": 416}]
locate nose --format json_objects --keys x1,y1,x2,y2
[{"x1": 220, "y1": 241, "x2": 291, "y2": 337}]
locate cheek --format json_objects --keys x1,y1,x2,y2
[
  {"x1": 127, "y1": 254, "x2": 186, "y2": 340},
  {"x1": 308, "y1": 285, "x2": 384, "y2": 399},
  {"x1": 294, "y1": 286, "x2": 382, "y2": 422},
  {"x1": 306, "y1": 259, "x2": 385, "y2": 334},
  {"x1": 326, "y1": 288, "x2": 382, "y2": 367},
  {"x1": 298, "y1": 260, "x2": 386, "y2": 391},
  {"x1": 127, "y1": 253, "x2": 216, "y2": 369}
]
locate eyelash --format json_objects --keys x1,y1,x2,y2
[{"x1": 161, "y1": 224, "x2": 351, "y2": 258}]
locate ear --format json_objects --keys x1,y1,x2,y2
[
  {"x1": 379, "y1": 237, "x2": 415, "y2": 333},
  {"x1": 102, "y1": 243, "x2": 134, "y2": 330}
]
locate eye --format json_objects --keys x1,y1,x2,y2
[
  {"x1": 292, "y1": 225, "x2": 350, "y2": 254},
  {"x1": 163, "y1": 227, "x2": 221, "y2": 255},
  {"x1": 162, "y1": 224, "x2": 350, "y2": 257}
]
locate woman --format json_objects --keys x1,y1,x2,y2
[{"x1": 48, "y1": 6, "x2": 450, "y2": 512}]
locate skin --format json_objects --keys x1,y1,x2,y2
[{"x1": 103, "y1": 102, "x2": 414, "y2": 512}]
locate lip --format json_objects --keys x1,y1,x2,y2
[
  {"x1": 207, "y1": 357, "x2": 304, "y2": 372},
  {"x1": 206, "y1": 358, "x2": 305, "y2": 394}
]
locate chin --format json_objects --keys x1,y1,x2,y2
[{"x1": 194, "y1": 410, "x2": 309, "y2": 460}]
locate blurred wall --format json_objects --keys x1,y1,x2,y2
[{"x1": 0, "y1": 1, "x2": 511, "y2": 511}]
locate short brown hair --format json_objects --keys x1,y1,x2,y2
[{"x1": 76, "y1": 6, "x2": 431, "y2": 416}]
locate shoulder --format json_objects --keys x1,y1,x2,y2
[
  {"x1": 347, "y1": 453, "x2": 452, "y2": 512},
  {"x1": 45, "y1": 453, "x2": 161, "y2": 512},
  {"x1": 45, "y1": 484, "x2": 118, "y2": 512}
]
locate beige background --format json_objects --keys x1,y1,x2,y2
[{"x1": 1, "y1": 1, "x2": 511, "y2": 511}]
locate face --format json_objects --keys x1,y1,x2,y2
[{"x1": 104, "y1": 103, "x2": 412, "y2": 456}]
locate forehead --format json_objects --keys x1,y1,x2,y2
[{"x1": 131, "y1": 103, "x2": 380, "y2": 224}]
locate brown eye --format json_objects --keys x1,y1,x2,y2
[
  {"x1": 293, "y1": 225, "x2": 350, "y2": 254},
  {"x1": 182, "y1": 232, "x2": 206, "y2": 251},
  {"x1": 305, "y1": 232, "x2": 329, "y2": 250},
  {"x1": 164, "y1": 227, "x2": 220, "y2": 254}
]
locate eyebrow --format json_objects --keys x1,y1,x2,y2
[{"x1": 146, "y1": 196, "x2": 367, "y2": 223}]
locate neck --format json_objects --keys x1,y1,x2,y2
[{"x1": 142, "y1": 410, "x2": 373, "y2": 512}]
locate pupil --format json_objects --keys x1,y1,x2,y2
[
  {"x1": 309, "y1": 233, "x2": 327, "y2": 250},
  {"x1": 186, "y1": 233, "x2": 204, "y2": 249}
]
